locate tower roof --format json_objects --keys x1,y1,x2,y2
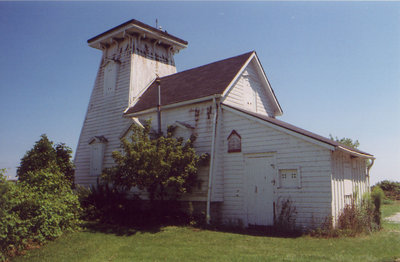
[{"x1": 88, "y1": 19, "x2": 188, "y2": 51}]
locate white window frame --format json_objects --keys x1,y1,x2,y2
[{"x1": 227, "y1": 130, "x2": 241, "y2": 153}]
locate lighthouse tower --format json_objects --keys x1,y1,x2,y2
[{"x1": 74, "y1": 20, "x2": 188, "y2": 186}]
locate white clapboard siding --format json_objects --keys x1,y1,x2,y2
[
  {"x1": 75, "y1": 36, "x2": 178, "y2": 187},
  {"x1": 223, "y1": 59, "x2": 275, "y2": 117},
  {"x1": 331, "y1": 150, "x2": 369, "y2": 224},
  {"x1": 218, "y1": 109, "x2": 333, "y2": 228}
]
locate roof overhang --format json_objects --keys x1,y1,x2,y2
[
  {"x1": 88, "y1": 19, "x2": 188, "y2": 51},
  {"x1": 338, "y1": 146, "x2": 375, "y2": 160},
  {"x1": 124, "y1": 94, "x2": 220, "y2": 117}
]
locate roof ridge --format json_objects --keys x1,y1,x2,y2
[{"x1": 160, "y1": 51, "x2": 255, "y2": 80}]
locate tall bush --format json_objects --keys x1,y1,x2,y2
[
  {"x1": 0, "y1": 169, "x2": 81, "y2": 261},
  {"x1": 102, "y1": 122, "x2": 207, "y2": 201},
  {"x1": 371, "y1": 186, "x2": 384, "y2": 228}
]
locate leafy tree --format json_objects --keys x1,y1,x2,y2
[
  {"x1": 55, "y1": 143, "x2": 75, "y2": 185},
  {"x1": 329, "y1": 134, "x2": 360, "y2": 149},
  {"x1": 102, "y1": 121, "x2": 206, "y2": 201},
  {"x1": 17, "y1": 134, "x2": 75, "y2": 185}
]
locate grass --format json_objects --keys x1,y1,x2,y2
[{"x1": 11, "y1": 202, "x2": 400, "y2": 262}]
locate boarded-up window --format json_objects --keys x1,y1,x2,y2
[
  {"x1": 89, "y1": 136, "x2": 107, "y2": 176},
  {"x1": 344, "y1": 179, "x2": 353, "y2": 196},
  {"x1": 279, "y1": 169, "x2": 300, "y2": 188},
  {"x1": 103, "y1": 61, "x2": 119, "y2": 96},
  {"x1": 227, "y1": 130, "x2": 241, "y2": 153}
]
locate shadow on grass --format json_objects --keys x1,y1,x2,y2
[
  {"x1": 207, "y1": 224, "x2": 303, "y2": 239},
  {"x1": 83, "y1": 220, "x2": 303, "y2": 239},
  {"x1": 82, "y1": 221, "x2": 165, "y2": 236}
]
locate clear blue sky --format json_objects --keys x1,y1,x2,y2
[{"x1": 0, "y1": 2, "x2": 399, "y2": 184}]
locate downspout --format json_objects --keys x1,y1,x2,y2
[
  {"x1": 206, "y1": 97, "x2": 218, "y2": 224},
  {"x1": 156, "y1": 77, "x2": 162, "y2": 134},
  {"x1": 366, "y1": 159, "x2": 375, "y2": 191}
]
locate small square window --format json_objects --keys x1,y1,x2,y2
[{"x1": 279, "y1": 169, "x2": 300, "y2": 189}]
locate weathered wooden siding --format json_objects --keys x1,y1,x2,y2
[
  {"x1": 75, "y1": 36, "x2": 178, "y2": 187},
  {"x1": 331, "y1": 150, "x2": 369, "y2": 224},
  {"x1": 218, "y1": 109, "x2": 333, "y2": 228},
  {"x1": 223, "y1": 59, "x2": 275, "y2": 117},
  {"x1": 129, "y1": 38, "x2": 177, "y2": 106}
]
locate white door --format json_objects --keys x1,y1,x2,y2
[{"x1": 245, "y1": 154, "x2": 275, "y2": 226}]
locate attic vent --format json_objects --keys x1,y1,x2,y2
[{"x1": 227, "y1": 130, "x2": 241, "y2": 153}]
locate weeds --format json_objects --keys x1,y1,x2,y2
[
  {"x1": 275, "y1": 198, "x2": 297, "y2": 233},
  {"x1": 311, "y1": 189, "x2": 384, "y2": 237}
]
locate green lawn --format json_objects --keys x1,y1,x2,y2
[{"x1": 12, "y1": 202, "x2": 400, "y2": 262}]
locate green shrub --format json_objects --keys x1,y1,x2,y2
[
  {"x1": 371, "y1": 186, "x2": 385, "y2": 228},
  {"x1": 77, "y1": 183, "x2": 140, "y2": 225},
  {"x1": 78, "y1": 183, "x2": 193, "y2": 227},
  {"x1": 0, "y1": 169, "x2": 81, "y2": 261}
]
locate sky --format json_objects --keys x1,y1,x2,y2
[{"x1": 0, "y1": 2, "x2": 399, "y2": 185}]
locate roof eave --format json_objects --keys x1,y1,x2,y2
[
  {"x1": 124, "y1": 94, "x2": 221, "y2": 117},
  {"x1": 88, "y1": 19, "x2": 188, "y2": 51},
  {"x1": 337, "y1": 146, "x2": 375, "y2": 159}
]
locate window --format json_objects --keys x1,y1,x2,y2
[
  {"x1": 103, "y1": 60, "x2": 119, "y2": 96},
  {"x1": 279, "y1": 169, "x2": 300, "y2": 188},
  {"x1": 227, "y1": 130, "x2": 241, "y2": 153},
  {"x1": 88, "y1": 136, "x2": 107, "y2": 176}
]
